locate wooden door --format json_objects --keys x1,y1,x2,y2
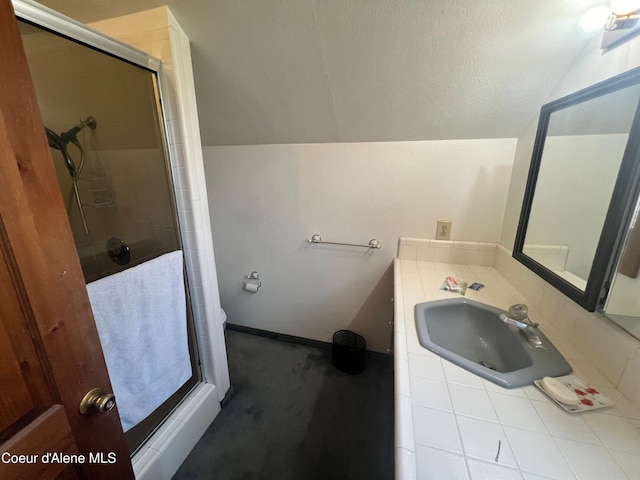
[{"x1": 0, "y1": 1, "x2": 134, "y2": 478}]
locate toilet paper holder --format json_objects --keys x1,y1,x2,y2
[{"x1": 243, "y1": 271, "x2": 261, "y2": 292}]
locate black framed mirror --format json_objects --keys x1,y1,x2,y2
[{"x1": 514, "y1": 66, "x2": 640, "y2": 311}]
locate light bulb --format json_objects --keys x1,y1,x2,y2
[{"x1": 579, "y1": 5, "x2": 613, "y2": 32}]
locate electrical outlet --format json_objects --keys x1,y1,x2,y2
[{"x1": 436, "y1": 221, "x2": 452, "y2": 240}]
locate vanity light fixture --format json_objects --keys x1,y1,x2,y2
[
  {"x1": 601, "y1": 0, "x2": 640, "y2": 48},
  {"x1": 580, "y1": 5, "x2": 613, "y2": 33}
]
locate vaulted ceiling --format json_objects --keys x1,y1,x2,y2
[{"x1": 35, "y1": 0, "x2": 605, "y2": 146}]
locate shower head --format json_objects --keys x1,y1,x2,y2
[
  {"x1": 45, "y1": 116, "x2": 96, "y2": 178},
  {"x1": 60, "y1": 116, "x2": 97, "y2": 144},
  {"x1": 46, "y1": 127, "x2": 77, "y2": 178}
]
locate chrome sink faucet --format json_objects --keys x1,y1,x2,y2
[
  {"x1": 500, "y1": 304, "x2": 549, "y2": 350},
  {"x1": 508, "y1": 304, "x2": 537, "y2": 327}
]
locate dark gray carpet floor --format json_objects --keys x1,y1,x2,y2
[{"x1": 172, "y1": 328, "x2": 394, "y2": 480}]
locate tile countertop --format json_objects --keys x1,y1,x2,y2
[{"x1": 393, "y1": 258, "x2": 640, "y2": 480}]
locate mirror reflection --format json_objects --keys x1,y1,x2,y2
[
  {"x1": 606, "y1": 195, "x2": 640, "y2": 339},
  {"x1": 19, "y1": 20, "x2": 180, "y2": 283},
  {"x1": 523, "y1": 83, "x2": 640, "y2": 290},
  {"x1": 514, "y1": 66, "x2": 640, "y2": 313}
]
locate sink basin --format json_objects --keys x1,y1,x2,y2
[{"x1": 414, "y1": 298, "x2": 571, "y2": 388}]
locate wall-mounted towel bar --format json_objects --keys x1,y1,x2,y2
[{"x1": 307, "y1": 233, "x2": 381, "y2": 249}]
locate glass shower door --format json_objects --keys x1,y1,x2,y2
[{"x1": 19, "y1": 19, "x2": 200, "y2": 454}]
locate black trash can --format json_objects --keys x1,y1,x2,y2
[{"x1": 332, "y1": 330, "x2": 366, "y2": 375}]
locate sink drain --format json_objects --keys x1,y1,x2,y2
[{"x1": 479, "y1": 360, "x2": 496, "y2": 370}]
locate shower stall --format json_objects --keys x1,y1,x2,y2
[{"x1": 14, "y1": 1, "x2": 229, "y2": 470}]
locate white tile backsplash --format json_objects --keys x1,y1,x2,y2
[
  {"x1": 583, "y1": 412, "x2": 640, "y2": 454},
  {"x1": 598, "y1": 387, "x2": 640, "y2": 420},
  {"x1": 620, "y1": 355, "x2": 640, "y2": 411},
  {"x1": 493, "y1": 245, "x2": 640, "y2": 408},
  {"x1": 394, "y1": 243, "x2": 640, "y2": 480},
  {"x1": 432, "y1": 246, "x2": 453, "y2": 263},
  {"x1": 416, "y1": 246, "x2": 435, "y2": 262},
  {"x1": 397, "y1": 237, "x2": 497, "y2": 266},
  {"x1": 398, "y1": 243, "x2": 419, "y2": 260}
]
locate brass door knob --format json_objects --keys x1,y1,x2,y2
[{"x1": 79, "y1": 388, "x2": 116, "y2": 415}]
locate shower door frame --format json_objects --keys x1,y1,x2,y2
[{"x1": 13, "y1": 0, "x2": 230, "y2": 457}]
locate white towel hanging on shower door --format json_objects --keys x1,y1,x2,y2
[{"x1": 86, "y1": 250, "x2": 191, "y2": 432}]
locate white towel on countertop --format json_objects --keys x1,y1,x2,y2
[{"x1": 86, "y1": 250, "x2": 191, "y2": 432}]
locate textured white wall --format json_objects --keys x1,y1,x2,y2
[
  {"x1": 177, "y1": 0, "x2": 601, "y2": 146},
  {"x1": 204, "y1": 139, "x2": 515, "y2": 352},
  {"x1": 36, "y1": 0, "x2": 606, "y2": 145}
]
